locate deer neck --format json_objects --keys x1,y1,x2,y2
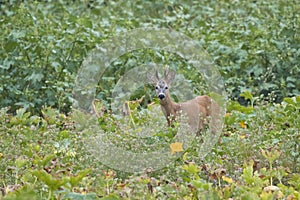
[{"x1": 159, "y1": 93, "x2": 180, "y2": 118}]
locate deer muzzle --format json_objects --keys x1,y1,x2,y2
[{"x1": 158, "y1": 93, "x2": 166, "y2": 100}]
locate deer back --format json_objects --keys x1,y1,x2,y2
[{"x1": 179, "y1": 95, "x2": 216, "y2": 133}]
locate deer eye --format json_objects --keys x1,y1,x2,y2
[
  {"x1": 165, "y1": 86, "x2": 168, "y2": 90},
  {"x1": 155, "y1": 86, "x2": 158, "y2": 90}
]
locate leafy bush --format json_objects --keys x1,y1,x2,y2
[
  {"x1": 1, "y1": 0, "x2": 299, "y2": 114},
  {"x1": 0, "y1": 97, "x2": 299, "y2": 199}
]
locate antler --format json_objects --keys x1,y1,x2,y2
[
  {"x1": 164, "y1": 65, "x2": 175, "y2": 84},
  {"x1": 147, "y1": 64, "x2": 175, "y2": 84},
  {"x1": 154, "y1": 65, "x2": 159, "y2": 80},
  {"x1": 164, "y1": 65, "x2": 169, "y2": 80},
  {"x1": 147, "y1": 64, "x2": 160, "y2": 84}
]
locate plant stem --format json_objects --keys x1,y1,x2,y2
[
  {"x1": 47, "y1": 189, "x2": 52, "y2": 200},
  {"x1": 270, "y1": 163, "x2": 273, "y2": 186},
  {"x1": 129, "y1": 108, "x2": 136, "y2": 128}
]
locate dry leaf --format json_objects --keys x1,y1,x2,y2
[
  {"x1": 222, "y1": 176, "x2": 233, "y2": 184},
  {"x1": 170, "y1": 142, "x2": 183, "y2": 154},
  {"x1": 122, "y1": 96, "x2": 145, "y2": 116},
  {"x1": 92, "y1": 99, "x2": 105, "y2": 118},
  {"x1": 240, "y1": 121, "x2": 246, "y2": 129},
  {"x1": 240, "y1": 133, "x2": 246, "y2": 139}
]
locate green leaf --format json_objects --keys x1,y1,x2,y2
[
  {"x1": 182, "y1": 163, "x2": 199, "y2": 175},
  {"x1": 69, "y1": 169, "x2": 92, "y2": 188},
  {"x1": 38, "y1": 154, "x2": 55, "y2": 167},
  {"x1": 15, "y1": 157, "x2": 28, "y2": 169},
  {"x1": 191, "y1": 180, "x2": 211, "y2": 190},
  {"x1": 240, "y1": 91, "x2": 253, "y2": 102},
  {"x1": 32, "y1": 170, "x2": 68, "y2": 191}
]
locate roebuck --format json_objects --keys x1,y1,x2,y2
[{"x1": 148, "y1": 67, "x2": 219, "y2": 135}]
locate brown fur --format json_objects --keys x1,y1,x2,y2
[
  {"x1": 148, "y1": 66, "x2": 219, "y2": 135},
  {"x1": 160, "y1": 92, "x2": 217, "y2": 134}
]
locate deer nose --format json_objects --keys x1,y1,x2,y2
[{"x1": 158, "y1": 93, "x2": 165, "y2": 99}]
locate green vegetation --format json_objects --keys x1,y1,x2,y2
[{"x1": 0, "y1": 1, "x2": 299, "y2": 199}]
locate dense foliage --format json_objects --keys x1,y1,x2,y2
[
  {"x1": 1, "y1": 0, "x2": 299, "y2": 114},
  {"x1": 0, "y1": 97, "x2": 299, "y2": 199},
  {"x1": 0, "y1": 0, "x2": 300, "y2": 199}
]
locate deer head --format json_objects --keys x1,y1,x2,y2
[{"x1": 147, "y1": 66, "x2": 176, "y2": 101}]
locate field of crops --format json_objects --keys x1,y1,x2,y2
[{"x1": 0, "y1": 1, "x2": 299, "y2": 199}]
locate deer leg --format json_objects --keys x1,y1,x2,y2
[{"x1": 166, "y1": 115, "x2": 176, "y2": 128}]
